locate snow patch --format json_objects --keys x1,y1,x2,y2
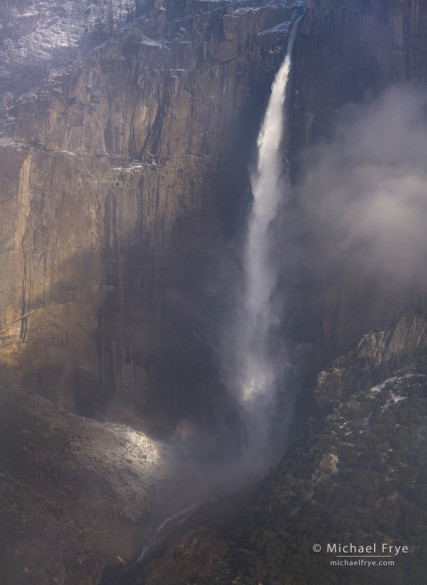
[
  {"x1": 0, "y1": 136, "x2": 25, "y2": 149},
  {"x1": 369, "y1": 373, "x2": 413, "y2": 395},
  {"x1": 0, "y1": 0, "x2": 136, "y2": 102},
  {"x1": 112, "y1": 162, "x2": 144, "y2": 172}
]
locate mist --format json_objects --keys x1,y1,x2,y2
[
  {"x1": 108, "y1": 54, "x2": 427, "y2": 585},
  {"x1": 216, "y1": 19, "x2": 302, "y2": 477},
  {"x1": 165, "y1": 80, "x2": 427, "y2": 505},
  {"x1": 297, "y1": 84, "x2": 427, "y2": 288}
]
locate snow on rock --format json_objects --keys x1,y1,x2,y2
[
  {"x1": 0, "y1": 0, "x2": 136, "y2": 104},
  {"x1": 368, "y1": 373, "x2": 414, "y2": 395}
]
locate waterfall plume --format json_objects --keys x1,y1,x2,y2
[{"x1": 223, "y1": 19, "x2": 301, "y2": 463}]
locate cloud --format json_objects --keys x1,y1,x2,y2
[{"x1": 298, "y1": 83, "x2": 427, "y2": 287}]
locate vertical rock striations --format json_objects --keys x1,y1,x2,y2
[{"x1": 0, "y1": 1, "x2": 303, "y2": 433}]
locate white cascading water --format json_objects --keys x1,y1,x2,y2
[
  {"x1": 227, "y1": 20, "x2": 301, "y2": 460},
  {"x1": 132, "y1": 17, "x2": 303, "y2": 575}
]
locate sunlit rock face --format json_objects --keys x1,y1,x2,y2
[
  {"x1": 123, "y1": 4, "x2": 427, "y2": 580},
  {"x1": 0, "y1": 387, "x2": 184, "y2": 585},
  {"x1": 0, "y1": 0, "x2": 303, "y2": 433},
  {"x1": 0, "y1": 4, "x2": 309, "y2": 580}
]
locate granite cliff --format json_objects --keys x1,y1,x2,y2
[
  {"x1": 286, "y1": 0, "x2": 427, "y2": 353},
  {"x1": 110, "y1": 0, "x2": 427, "y2": 582},
  {"x1": 0, "y1": 0, "x2": 426, "y2": 583},
  {"x1": 0, "y1": 1, "x2": 307, "y2": 583},
  {"x1": 0, "y1": 0, "x2": 303, "y2": 434}
]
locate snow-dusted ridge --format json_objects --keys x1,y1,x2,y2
[
  {"x1": 0, "y1": 0, "x2": 136, "y2": 104},
  {"x1": 0, "y1": 0, "x2": 307, "y2": 107},
  {"x1": 1, "y1": 0, "x2": 135, "y2": 63}
]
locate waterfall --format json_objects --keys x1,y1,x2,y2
[{"x1": 226, "y1": 19, "x2": 301, "y2": 460}]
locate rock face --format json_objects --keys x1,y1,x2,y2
[
  {"x1": 1, "y1": 0, "x2": 427, "y2": 583},
  {"x1": 0, "y1": 3, "x2": 306, "y2": 579},
  {"x1": 0, "y1": 387, "x2": 185, "y2": 585},
  {"x1": 0, "y1": 0, "x2": 137, "y2": 106},
  {"x1": 135, "y1": 345, "x2": 426, "y2": 585},
  {"x1": 4, "y1": 0, "x2": 424, "y2": 428},
  {"x1": 0, "y1": 0, "x2": 303, "y2": 434},
  {"x1": 105, "y1": 1, "x2": 427, "y2": 581},
  {"x1": 282, "y1": 0, "x2": 427, "y2": 354}
]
